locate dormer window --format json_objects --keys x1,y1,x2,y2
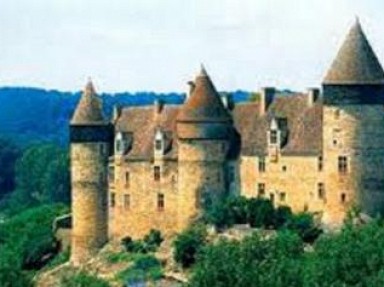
[
  {"x1": 270, "y1": 130, "x2": 278, "y2": 144},
  {"x1": 115, "y1": 132, "x2": 131, "y2": 155},
  {"x1": 154, "y1": 129, "x2": 165, "y2": 157}
]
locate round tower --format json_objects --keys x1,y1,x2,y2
[
  {"x1": 322, "y1": 19, "x2": 384, "y2": 224},
  {"x1": 70, "y1": 80, "x2": 112, "y2": 265},
  {"x1": 176, "y1": 66, "x2": 233, "y2": 230}
]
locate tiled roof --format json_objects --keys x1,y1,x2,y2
[
  {"x1": 115, "y1": 93, "x2": 323, "y2": 160},
  {"x1": 323, "y1": 20, "x2": 384, "y2": 85},
  {"x1": 177, "y1": 66, "x2": 232, "y2": 123},
  {"x1": 71, "y1": 80, "x2": 106, "y2": 125}
]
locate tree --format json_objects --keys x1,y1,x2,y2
[
  {"x1": 0, "y1": 138, "x2": 21, "y2": 199},
  {"x1": 173, "y1": 224, "x2": 207, "y2": 268}
]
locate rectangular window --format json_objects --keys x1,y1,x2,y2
[
  {"x1": 154, "y1": 166, "x2": 161, "y2": 181},
  {"x1": 258, "y1": 157, "x2": 266, "y2": 173},
  {"x1": 338, "y1": 156, "x2": 348, "y2": 174},
  {"x1": 110, "y1": 192, "x2": 116, "y2": 207},
  {"x1": 318, "y1": 156, "x2": 323, "y2": 172},
  {"x1": 270, "y1": 130, "x2": 278, "y2": 144},
  {"x1": 125, "y1": 172, "x2": 130, "y2": 188},
  {"x1": 279, "y1": 192, "x2": 286, "y2": 202},
  {"x1": 157, "y1": 193, "x2": 165, "y2": 211},
  {"x1": 123, "y1": 194, "x2": 130, "y2": 209},
  {"x1": 258, "y1": 183, "x2": 265, "y2": 197},
  {"x1": 318, "y1": 183, "x2": 325, "y2": 200},
  {"x1": 155, "y1": 139, "x2": 162, "y2": 151},
  {"x1": 270, "y1": 193, "x2": 275, "y2": 204},
  {"x1": 341, "y1": 193, "x2": 346, "y2": 204}
]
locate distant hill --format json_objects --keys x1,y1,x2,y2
[{"x1": 0, "y1": 87, "x2": 250, "y2": 146}]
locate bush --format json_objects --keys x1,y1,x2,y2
[
  {"x1": 285, "y1": 212, "x2": 322, "y2": 243},
  {"x1": 273, "y1": 206, "x2": 293, "y2": 229},
  {"x1": 143, "y1": 229, "x2": 163, "y2": 250},
  {"x1": 60, "y1": 271, "x2": 110, "y2": 287},
  {"x1": 247, "y1": 198, "x2": 275, "y2": 228},
  {"x1": 173, "y1": 224, "x2": 207, "y2": 268},
  {"x1": 116, "y1": 255, "x2": 163, "y2": 284}
]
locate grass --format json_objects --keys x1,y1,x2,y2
[
  {"x1": 105, "y1": 251, "x2": 148, "y2": 264},
  {"x1": 115, "y1": 254, "x2": 164, "y2": 284}
]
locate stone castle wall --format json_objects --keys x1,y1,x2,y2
[
  {"x1": 71, "y1": 142, "x2": 109, "y2": 265},
  {"x1": 322, "y1": 104, "x2": 384, "y2": 225}
]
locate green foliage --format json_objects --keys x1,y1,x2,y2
[
  {"x1": 116, "y1": 255, "x2": 163, "y2": 284},
  {"x1": 247, "y1": 197, "x2": 275, "y2": 228},
  {"x1": 249, "y1": 92, "x2": 261, "y2": 102},
  {"x1": 0, "y1": 204, "x2": 68, "y2": 286},
  {"x1": 285, "y1": 212, "x2": 322, "y2": 243},
  {"x1": 0, "y1": 137, "x2": 21, "y2": 199},
  {"x1": 189, "y1": 231, "x2": 304, "y2": 287},
  {"x1": 273, "y1": 205, "x2": 293, "y2": 228},
  {"x1": 60, "y1": 270, "x2": 110, "y2": 287},
  {"x1": 121, "y1": 229, "x2": 163, "y2": 254},
  {"x1": 173, "y1": 224, "x2": 207, "y2": 268},
  {"x1": 8, "y1": 144, "x2": 70, "y2": 211}
]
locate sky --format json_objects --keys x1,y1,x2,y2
[{"x1": 0, "y1": 0, "x2": 383, "y2": 93}]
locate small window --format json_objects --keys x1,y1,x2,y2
[
  {"x1": 154, "y1": 166, "x2": 161, "y2": 181},
  {"x1": 124, "y1": 194, "x2": 130, "y2": 209},
  {"x1": 110, "y1": 192, "x2": 116, "y2": 207},
  {"x1": 100, "y1": 144, "x2": 106, "y2": 155},
  {"x1": 270, "y1": 193, "x2": 275, "y2": 204},
  {"x1": 318, "y1": 183, "x2": 325, "y2": 200},
  {"x1": 270, "y1": 130, "x2": 278, "y2": 144},
  {"x1": 258, "y1": 183, "x2": 265, "y2": 197},
  {"x1": 279, "y1": 192, "x2": 286, "y2": 202},
  {"x1": 125, "y1": 172, "x2": 130, "y2": 188},
  {"x1": 334, "y1": 109, "x2": 340, "y2": 119},
  {"x1": 333, "y1": 139, "x2": 338, "y2": 146},
  {"x1": 318, "y1": 156, "x2": 323, "y2": 172},
  {"x1": 155, "y1": 139, "x2": 162, "y2": 151},
  {"x1": 282, "y1": 165, "x2": 287, "y2": 172},
  {"x1": 258, "y1": 157, "x2": 266, "y2": 173},
  {"x1": 341, "y1": 193, "x2": 346, "y2": 204},
  {"x1": 116, "y1": 140, "x2": 122, "y2": 153},
  {"x1": 157, "y1": 193, "x2": 165, "y2": 211},
  {"x1": 338, "y1": 156, "x2": 348, "y2": 174}
]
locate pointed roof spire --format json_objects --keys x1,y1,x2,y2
[
  {"x1": 323, "y1": 19, "x2": 384, "y2": 85},
  {"x1": 71, "y1": 79, "x2": 106, "y2": 125},
  {"x1": 177, "y1": 66, "x2": 232, "y2": 123}
]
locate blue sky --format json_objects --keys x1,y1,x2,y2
[{"x1": 0, "y1": 0, "x2": 383, "y2": 92}]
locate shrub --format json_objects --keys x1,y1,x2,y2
[
  {"x1": 273, "y1": 205, "x2": 293, "y2": 229},
  {"x1": 116, "y1": 255, "x2": 163, "y2": 284},
  {"x1": 173, "y1": 224, "x2": 207, "y2": 268},
  {"x1": 60, "y1": 271, "x2": 110, "y2": 287},
  {"x1": 143, "y1": 229, "x2": 163, "y2": 250},
  {"x1": 285, "y1": 212, "x2": 321, "y2": 243},
  {"x1": 247, "y1": 198, "x2": 275, "y2": 228}
]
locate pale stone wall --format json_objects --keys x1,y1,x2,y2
[
  {"x1": 239, "y1": 155, "x2": 324, "y2": 214},
  {"x1": 322, "y1": 105, "x2": 384, "y2": 225},
  {"x1": 71, "y1": 142, "x2": 109, "y2": 265},
  {"x1": 108, "y1": 158, "x2": 179, "y2": 240},
  {"x1": 177, "y1": 140, "x2": 228, "y2": 230}
]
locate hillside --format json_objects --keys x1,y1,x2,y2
[{"x1": 0, "y1": 87, "x2": 250, "y2": 146}]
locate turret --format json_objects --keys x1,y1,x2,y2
[
  {"x1": 176, "y1": 66, "x2": 233, "y2": 229},
  {"x1": 70, "y1": 80, "x2": 112, "y2": 265},
  {"x1": 321, "y1": 19, "x2": 384, "y2": 225}
]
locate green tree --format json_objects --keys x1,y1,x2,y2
[
  {"x1": 173, "y1": 224, "x2": 207, "y2": 268},
  {"x1": 0, "y1": 137, "x2": 21, "y2": 199}
]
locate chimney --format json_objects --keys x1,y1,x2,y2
[
  {"x1": 260, "y1": 87, "x2": 275, "y2": 116},
  {"x1": 113, "y1": 105, "x2": 122, "y2": 122},
  {"x1": 154, "y1": 98, "x2": 164, "y2": 115},
  {"x1": 307, "y1": 88, "x2": 320, "y2": 107},
  {"x1": 186, "y1": 81, "x2": 195, "y2": 100}
]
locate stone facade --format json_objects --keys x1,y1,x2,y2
[{"x1": 70, "y1": 21, "x2": 384, "y2": 263}]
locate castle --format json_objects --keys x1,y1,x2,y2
[{"x1": 69, "y1": 20, "x2": 384, "y2": 265}]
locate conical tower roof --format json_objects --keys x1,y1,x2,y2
[
  {"x1": 323, "y1": 19, "x2": 384, "y2": 85},
  {"x1": 71, "y1": 80, "x2": 106, "y2": 125},
  {"x1": 177, "y1": 66, "x2": 232, "y2": 123}
]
